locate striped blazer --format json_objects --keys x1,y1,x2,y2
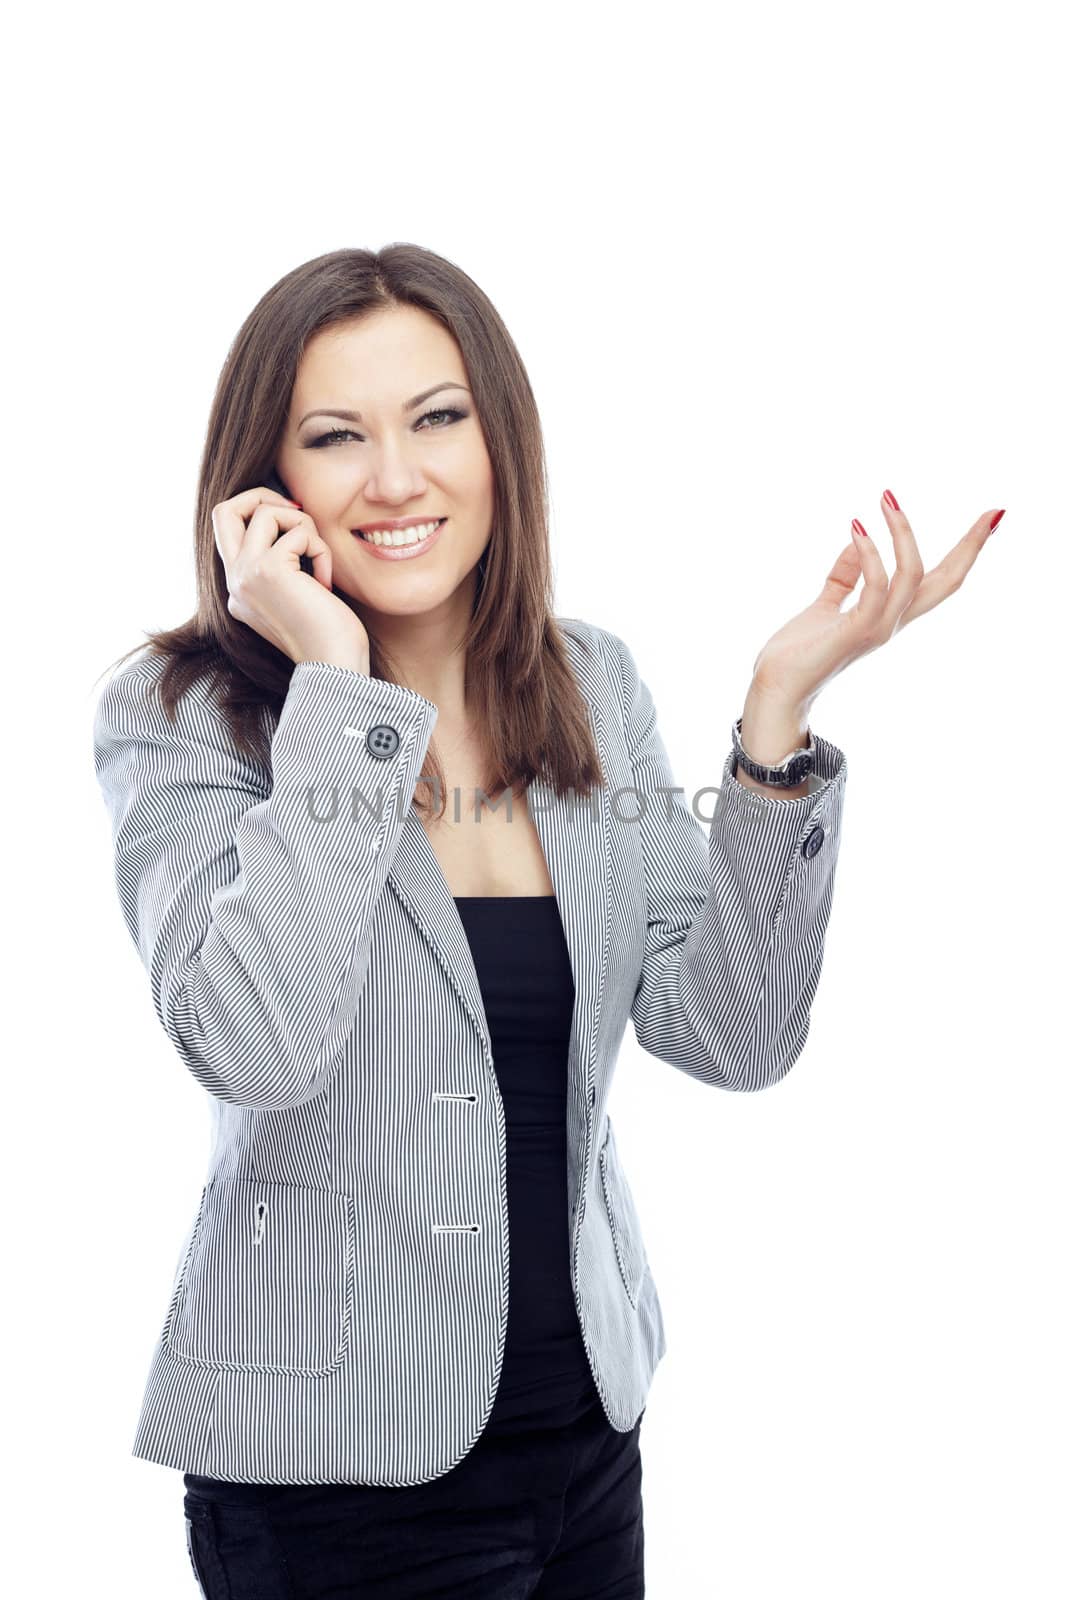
[{"x1": 92, "y1": 614, "x2": 848, "y2": 1487}]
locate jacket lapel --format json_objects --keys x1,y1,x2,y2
[{"x1": 386, "y1": 640, "x2": 608, "y2": 1095}]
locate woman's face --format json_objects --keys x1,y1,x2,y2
[{"x1": 275, "y1": 305, "x2": 494, "y2": 621}]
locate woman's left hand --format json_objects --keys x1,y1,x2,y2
[{"x1": 747, "y1": 492, "x2": 1005, "y2": 715}]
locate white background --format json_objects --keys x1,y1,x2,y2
[{"x1": 6, "y1": 0, "x2": 1065, "y2": 1594}]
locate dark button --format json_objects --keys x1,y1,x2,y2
[
  {"x1": 366, "y1": 724, "x2": 401, "y2": 760},
  {"x1": 802, "y1": 825, "x2": 825, "y2": 859}
]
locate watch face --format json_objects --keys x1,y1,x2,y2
[{"x1": 760, "y1": 755, "x2": 812, "y2": 785}]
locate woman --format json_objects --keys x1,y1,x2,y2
[{"x1": 92, "y1": 244, "x2": 1002, "y2": 1598}]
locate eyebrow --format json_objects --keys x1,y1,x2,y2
[{"x1": 297, "y1": 382, "x2": 471, "y2": 429}]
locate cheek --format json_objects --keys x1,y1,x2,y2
[
  {"x1": 452, "y1": 431, "x2": 494, "y2": 492},
  {"x1": 470, "y1": 461, "x2": 495, "y2": 517}
]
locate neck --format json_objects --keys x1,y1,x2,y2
[{"x1": 355, "y1": 581, "x2": 477, "y2": 719}]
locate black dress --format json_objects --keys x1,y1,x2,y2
[{"x1": 452, "y1": 893, "x2": 601, "y2": 1437}]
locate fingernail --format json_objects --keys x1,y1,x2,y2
[
  {"x1": 989, "y1": 508, "x2": 1005, "y2": 531},
  {"x1": 851, "y1": 518, "x2": 868, "y2": 538},
  {"x1": 883, "y1": 489, "x2": 900, "y2": 511},
  {"x1": 290, "y1": 499, "x2": 303, "y2": 509}
]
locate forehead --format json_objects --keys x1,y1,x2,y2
[{"x1": 293, "y1": 307, "x2": 466, "y2": 402}]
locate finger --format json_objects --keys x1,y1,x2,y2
[
  {"x1": 815, "y1": 542, "x2": 864, "y2": 614},
  {"x1": 240, "y1": 502, "x2": 308, "y2": 564},
  {"x1": 272, "y1": 520, "x2": 334, "y2": 590},
  {"x1": 306, "y1": 533, "x2": 333, "y2": 590},
  {"x1": 310, "y1": 545, "x2": 333, "y2": 589},
  {"x1": 896, "y1": 508, "x2": 1003, "y2": 628},
  {"x1": 212, "y1": 501, "x2": 246, "y2": 571},
  {"x1": 847, "y1": 518, "x2": 890, "y2": 633},
  {"x1": 211, "y1": 488, "x2": 297, "y2": 568},
  {"x1": 878, "y1": 491, "x2": 925, "y2": 632}
]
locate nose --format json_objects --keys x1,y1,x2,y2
[{"x1": 359, "y1": 435, "x2": 431, "y2": 504}]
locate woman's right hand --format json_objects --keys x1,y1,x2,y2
[{"x1": 212, "y1": 487, "x2": 371, "y2": 669}]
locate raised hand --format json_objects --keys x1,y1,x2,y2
[{"x1": 748, "y1": 491, "x2": 1006, "y2": 713}]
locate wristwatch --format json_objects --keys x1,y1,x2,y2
[{"x1": 731, "y1": 715, "x2": 816, "y2": 788}]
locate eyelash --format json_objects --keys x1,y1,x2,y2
[{"x1": 306, "y1": 407, "x2": 468, "y2": 448}]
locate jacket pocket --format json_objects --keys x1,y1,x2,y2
[
  {"x1": 598, "y1": 1119, "x2": 649, "y2": 1309},
  {"x1": 163, "y1": 1177, "x2": 355, "y2": 1376}
]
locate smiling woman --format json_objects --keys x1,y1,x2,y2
[
  {"x1": 271, "y1": 305, "x2": 500, "y2": 625},
  {"x1": 92, "y1": 241, "x2": 852, "y2": 1598},
  {"x1": 98, "y1": 244, "x2": 605, "y2": 825}
]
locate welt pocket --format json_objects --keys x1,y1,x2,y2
[
  {"x1": 163, "y1": 1177, "x2": 355, "y2": 1376},
  {"x1": 598, "y1": 1120, "x2": 649, "y2": 1309}
]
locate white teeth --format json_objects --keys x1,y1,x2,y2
[{"x1": 360, "y1": 519, "x2": 443, "y2": 547}]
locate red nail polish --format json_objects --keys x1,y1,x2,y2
[
  {"x1": 883, "y1": 489, "x2": 900, "y2": 511},
  {"x1": 989, "y1": 508, "x2": 1005, "y2": 531},
  {"x1": 291, "y1": 500, "x2": 303, "y2": 510},
  {"x1": 852, "y1": 518, "x2": 868, "y2": 538}
]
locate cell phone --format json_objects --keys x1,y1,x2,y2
[
  {"x1": 262, "y1": 466, "x2": 293, "y2": 501},
  {"x1": 262, "y1": 467, "x2": 314, "y2": 575}
]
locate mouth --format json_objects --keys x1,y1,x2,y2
[
  {"x1": 351, "y1": 516, "x2": 448, "y2": 562},
  {"x1": 353, "y1": 517, "x2": 446, "y2": 547}
]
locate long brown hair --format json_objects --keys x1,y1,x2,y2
[{"x1": 98, "y1": 243, "x2": 604, "y2": 817}]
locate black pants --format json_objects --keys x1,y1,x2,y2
[{"x1": 182, "y1": 1402, "x2": 645, "y2": 1598}]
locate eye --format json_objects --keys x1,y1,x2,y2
[
  {"x1": 307, "y1": 408, "x2": 468, "y2": 448},
  {"x1": 419, "y1": 407, "x2": 467, "y2": 429},
  {"x1": 309, "y1": 427, "x2": 357, "y2": 447}
]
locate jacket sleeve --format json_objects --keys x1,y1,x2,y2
[
  {"x1": 598, "y1": 627, "x2": 848, "y2": 1092},
  {"x1": 92, "y1": 654, "x2": 438, "y2": 1110}
]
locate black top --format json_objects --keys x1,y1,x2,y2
[{"x1": 453, "y1": 894, "x2": 601, "y2": 1434}]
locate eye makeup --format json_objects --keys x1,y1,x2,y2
[{"x1": 303, "y1": 407, "x2": 469, "y2": 448}]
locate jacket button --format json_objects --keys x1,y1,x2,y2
[
  {"x1": 366, "y1": 724, "x2": 401, "y2": 760},
  {"x1": 802, "y1": 825, "x2": 825, "y2": 859}
]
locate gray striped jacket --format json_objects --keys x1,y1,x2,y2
[{"x1": 92, "y1": 614, "x2": 847, "y2": 1486}]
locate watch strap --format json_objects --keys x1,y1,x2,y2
[{"x1": 731, "y1": 714, "x2": 816, "y2": 788}]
